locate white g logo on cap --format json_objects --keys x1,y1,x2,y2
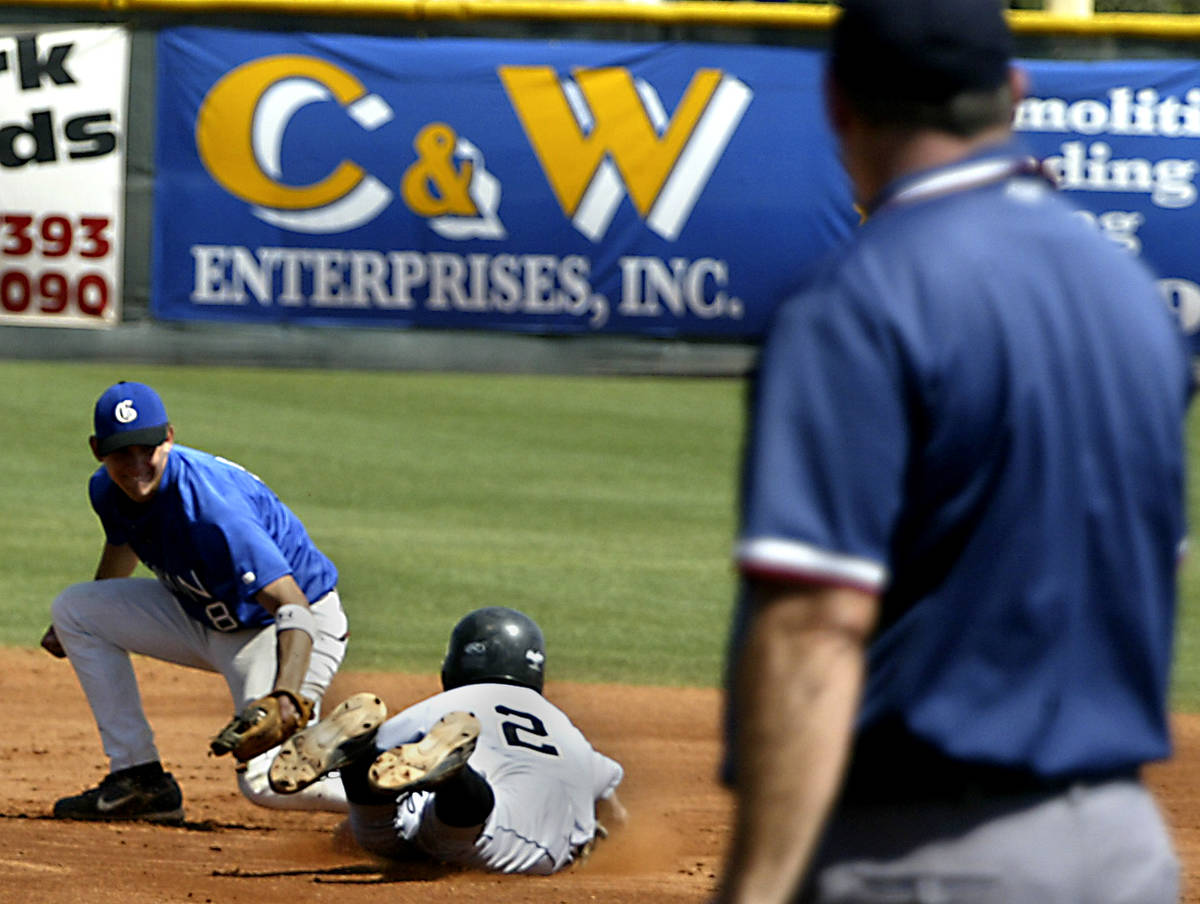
[{"x1": 114, "y1": 399, "x2": 138, "y2": 424}]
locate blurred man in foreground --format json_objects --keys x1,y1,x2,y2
[{"x1": 716, "y1": 1, "x2": 1191, "y2": 901}]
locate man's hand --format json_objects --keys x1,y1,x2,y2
[
  {"x1": 275, "y1": 691, "x2": 303, "y2": 726},
  {"x1": 210, "y1": 691, "x2": 315, "y2": 762}
]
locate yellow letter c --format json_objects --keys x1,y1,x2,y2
[{"x1": 196, "y1": 55, "x2": 369, "y2": 211}]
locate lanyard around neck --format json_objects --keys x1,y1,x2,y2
[{"x1": 875, "y1": 155, "x2": 1043, "y2": 214}]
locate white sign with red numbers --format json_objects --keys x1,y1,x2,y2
[{"x1": 0, "y1": 26, "x2": 128, "y2": 328}]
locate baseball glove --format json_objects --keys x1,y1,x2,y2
[{"x1": 210, "y1": 691, "x2": 315, "y2": 763}]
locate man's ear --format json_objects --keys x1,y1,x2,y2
[
  {"x1": 824, "y1": 71, "x2": 853, "y2": 138},
  {"x1": 89, "y1": 436, "x2": 102, "y2": 461},
  {"x1": 1008, "y1": 65, "x2": 1028, "y2": 108}
]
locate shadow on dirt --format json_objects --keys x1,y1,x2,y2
[{"x1": 213, "y1": 862, "x2": 463, "y2": 884}]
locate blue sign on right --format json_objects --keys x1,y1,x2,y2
[{"x1": 1017, "y1": 59, "x2": 1200, "y2": 354}]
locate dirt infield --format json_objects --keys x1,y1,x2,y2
[{"x1": 3, "y1": 645, "x2": 1198, "y2": 902}]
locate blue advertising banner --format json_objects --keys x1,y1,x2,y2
[
  {"x1": 153, "y1": 29, "x2": 1200, "y2": 348},
  {"x1": 152, "y1": 28, "x2": 855, "y2": 337},
  {"x1": 1014, "y1": 60, "x2": 1200, "y2": 355}
]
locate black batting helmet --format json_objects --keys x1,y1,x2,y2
[{"x1": 441, "y1": 607, "x2": 547, "y2": 693}]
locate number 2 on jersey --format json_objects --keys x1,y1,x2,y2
[{"x1": 495, "y1": 705, "x2": 560, "y2": 756}]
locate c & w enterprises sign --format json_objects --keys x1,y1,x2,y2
[{"x1": 152, "y1": 30, "x2": 853, "y2": 338}]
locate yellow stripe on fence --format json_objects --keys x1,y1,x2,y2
[{"x1": 13, "y1": 0, "x2": 1200, "y2": 41}]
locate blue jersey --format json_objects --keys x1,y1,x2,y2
[
  {"x1": 734, "y1": 146, "x2": 1191, "y2": 779},
  {"x1": 90, "y1": 444, "x2": 338, "y2": 632}
]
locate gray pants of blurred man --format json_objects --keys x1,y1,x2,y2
[{"x1": 800, "y1": 778, "x2": 1177, "y2": 903}]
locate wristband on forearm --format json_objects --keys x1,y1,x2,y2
[{"x1": 274, "y1": 602, "x2": 317, "y2": 641}]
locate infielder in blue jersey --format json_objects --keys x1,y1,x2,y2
[
  {"x1": 715, "y1": 2, "x2": 1192, "y2": 903},
  {"x1": 42, "y1": 381, "x2": 352, "y2": 822}
]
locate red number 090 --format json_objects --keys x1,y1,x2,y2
[{"x1": 0, "y1": 268, "x2": 109, "y2": 316}]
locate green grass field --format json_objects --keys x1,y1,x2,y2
[
  {"x1": 0, "y1": 360, "x2": 743, "y2": 687},
  {"x1": 5, "y1": 359, "x2": 1200, "y2": 707}
]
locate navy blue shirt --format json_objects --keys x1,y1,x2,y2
[
  {"x1": 90, "y1": 444, "x2": 339, "y2": 632},
  {"x1": 734, "y1": 146, "x2": 1191, "y2": 779}
]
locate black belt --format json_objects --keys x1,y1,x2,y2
[{"x1": 840, "y1": 722, "x2": 1137, "y2": 806}]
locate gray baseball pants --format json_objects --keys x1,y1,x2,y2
[
  {"x1": 51, "y1": 577, "x2": 350, "y2": 812},
  {"x1": 801, "y1": 778, "x2": 1178, "y2": 903}
]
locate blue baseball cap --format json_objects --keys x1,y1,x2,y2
[
  {"x1": 92, "y1": 382, "x2": 170, "y2": 456},
  {"x1": 831, "y1": 0, "x2": 1012, "y2": 104}
]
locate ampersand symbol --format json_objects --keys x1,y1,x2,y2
[{"x1": 401, "y1": 123, "x2": 476, "y2": 217}]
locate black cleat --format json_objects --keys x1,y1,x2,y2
[{"x1": 54, "y1": 768, "x2": 184, "y2": 824}]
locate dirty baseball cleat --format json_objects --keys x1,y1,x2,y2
[
  {"x1": 369, "y1": 711, "x2": 481, "y2": 795},
  {"x1": 54, "y1": 766, "x2": 184, "y2": 824},
  {"x1": 269, "y1": 692, "x2": 388, "y2": 794}
]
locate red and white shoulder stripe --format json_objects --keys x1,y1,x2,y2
[{"x1": 735, "y1": 537, "x2": 887, "y2": 594}]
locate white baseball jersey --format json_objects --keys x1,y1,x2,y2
[{"x1": 373, "y1": 682, "x2": 623, "y2": 874}]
